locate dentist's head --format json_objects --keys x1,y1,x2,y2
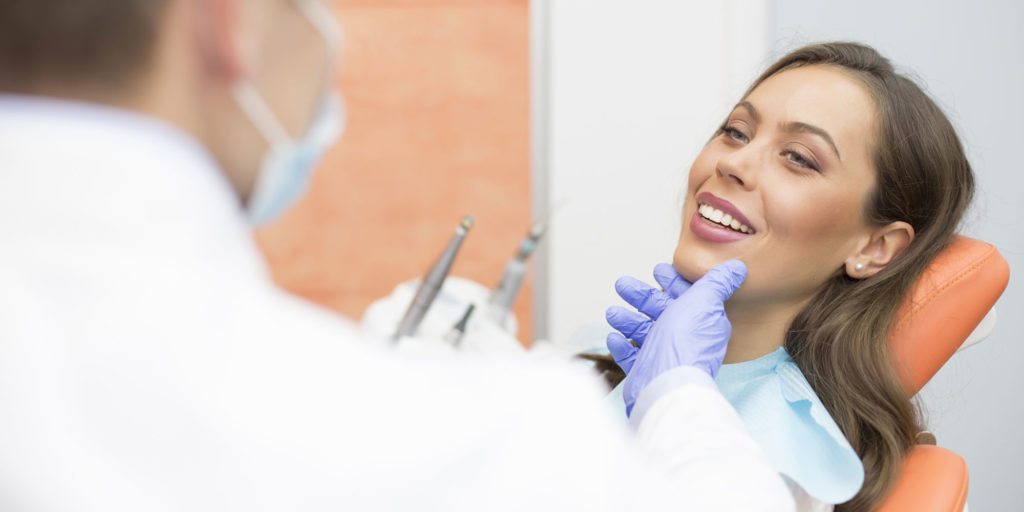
[{"x1": 0, "y1": 0, "x2": 344, "y2": 225}]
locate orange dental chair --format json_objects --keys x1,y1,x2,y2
[{"x1": 876, "y1": 237, "x2": 1010, "y2": 511}]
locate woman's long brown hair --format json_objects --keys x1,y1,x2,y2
[
  {"x1": 766, "y1": 42, "x2": 974, "y2": 511},
  {"x1": 588, "y1": 42, "x2": 975, "y2": 511}
]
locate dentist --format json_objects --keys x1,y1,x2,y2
[{"x1": 0, "y1": 1, "x2": 792, "y2": 510}]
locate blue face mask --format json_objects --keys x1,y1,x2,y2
[
  {"x1": 234, "y1": 0, "x2": 344, "y2": 226},
  {"x1": 241, "y1": 90, "x2": 345, "y2": 226}
]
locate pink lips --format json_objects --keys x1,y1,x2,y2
[{"x1": 690, "y1": 192, "x2": 755, "y2": 243}]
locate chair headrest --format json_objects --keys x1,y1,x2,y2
[{"x1": 889, "y1": 236, "x2": 1010, "y2": 396}]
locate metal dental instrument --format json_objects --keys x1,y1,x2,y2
[
  {"x1": 392, "y1": 215, "x2": 475, "y2": 342},
  {"x1": 443, "y1": 304, "x2": 476, "y2": 347},
  {"x1": 486, "y1": 216, "x2": 549, "y2": 326}
]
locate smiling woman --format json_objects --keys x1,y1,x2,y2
[
  {"x1": 600, "y1": 42, "x2": 975, "y2": 512},
  {"x1": 684, "y1": 42, "x2": 972, "y2": 511}
]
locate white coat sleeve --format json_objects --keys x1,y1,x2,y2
[{"x1": 629, "y1": 366, "x2": 796, "y2": 512}]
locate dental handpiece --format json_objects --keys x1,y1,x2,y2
[
  {"x1": 487, "y1": 217, "x2": 549, "y2": 325},
  {"x1": 392, "y1": 215, "x2": 475, "y2": 342},
  {"x1": 443, "y1": 303, "x2": 476, "y2": 347}
]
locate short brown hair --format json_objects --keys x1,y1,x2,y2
[{"x1": 0, "y1": 0, "x2": 170, "y2": 93}]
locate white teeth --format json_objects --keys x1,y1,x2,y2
[{"x1": 698, "y1": 203, "x2": 752, "y2": 234}]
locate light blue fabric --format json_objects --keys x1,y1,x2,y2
[{"x1": 607, "y1": 347, "x2": 864, "y2": 504}]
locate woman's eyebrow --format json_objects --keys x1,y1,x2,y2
[
  {"x1": 737, "y1": 101, "x2": 761, "y2": 124},
  {"x1": 782, "y1": 121, "x2": 842, "y2": 161},
  {"x1": 735, "y1": 100, "x2": 842, "y2": 161}
]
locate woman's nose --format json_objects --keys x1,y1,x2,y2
[{"x1": 716, "y1": 147, "x2": 759, "y2": 189}]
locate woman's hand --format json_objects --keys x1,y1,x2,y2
[{"x1": 605, "y1": 261, "x2": 747, "y2": 415}]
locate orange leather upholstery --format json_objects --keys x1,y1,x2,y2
[
  {"x1": 876, "y1": 237, "x2": 1009, "y2": 511},
  {"x1": 877, "y1": 446, "x2": 970, "y2": 512},
  {"x1": 889, "y1": 236, "x2": 1010, "y2": 395}
]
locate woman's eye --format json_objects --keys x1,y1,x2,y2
[
  {"x1": 784, "y1": 150, "x2": 820, "y2": 172},
  {"x1": 722, "y1": 126, "x2": 749, "y2": 143}
]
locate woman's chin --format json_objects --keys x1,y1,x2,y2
[
  {"x1": 672, "y1": 247, "x2": 718, "y2": 284},
  {"x1": 673, "y1": 225, "x2": 750, "y2": 282},
  {"x1": 673, "y1": 250, "x2": 756, "y2": 303}
]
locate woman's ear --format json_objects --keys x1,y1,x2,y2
[
  {"x1": 845, "y1": 221, "x2": 915, "y2": 279},
  {"x1": 190, "y1": 0, "x2": 245, "y2": 80}
]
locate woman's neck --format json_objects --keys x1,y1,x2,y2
[{"x1": 722, "y1": 298, "x2": 808, "y2": 364}]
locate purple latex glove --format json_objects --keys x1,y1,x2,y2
[
  {"x1": 605, "y1": 260, "x2": 747, "y2": 416},
  {"x1": 605, "y1": 262, "x2": 690, "y2": 373}
]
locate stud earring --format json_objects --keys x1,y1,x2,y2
[{"x1": 854, "y1": 262, "x2": 865, "y2": 272}]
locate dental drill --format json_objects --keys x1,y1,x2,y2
[
  {"x1": 443, "y1": 304, "x2": 476, "y2": 347},
  {"x1": 486, "y1": 217, "x2": 548, "y2": 327},
  {"x1": 392, "y1": 215, "x2": 475, "y2": 341}
]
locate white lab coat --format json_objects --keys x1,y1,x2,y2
[{"x1": 0, "y1": 94, "x2": 794, "y2": 511}]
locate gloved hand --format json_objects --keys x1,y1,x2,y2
[
  {"x1": 605, "y1": 260, "x2": 747, "y2": 415},
  {"x1": 605, "y1": 262, "x2": 690, "y2": 373}
]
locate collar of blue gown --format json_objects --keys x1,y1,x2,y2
[{"x1": 608, "y1": 347, "x2": 864, "y2": 504}]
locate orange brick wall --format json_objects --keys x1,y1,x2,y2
[{"x1": 256, "y1": 0, "x2": 532, "y2": 344}]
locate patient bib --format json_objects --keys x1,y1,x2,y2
[{"x1": 608, "y1": 347, "x2": 864, "y2": 504}]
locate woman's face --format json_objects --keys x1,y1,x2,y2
[{"x1": 674, "y1": 65, "x2": 879, "y2": 305}]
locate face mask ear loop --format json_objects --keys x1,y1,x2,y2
[
  {"x1": 232, "y1": 81, "x2": 292, "y2": 149},
  {"x1": 296, "y1": 1, "x2": 342, "y2": 51},
  {"x1": 294, "y1": 0, "x2": 343, "y2": 90}
]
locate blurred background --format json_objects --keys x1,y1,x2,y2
[
  {"x1": 257, "y1": 0, "x2": 534, "y2": 343},
  {"x1": 258, "y1": 0, "x2": 1022, "y2": 507}
]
